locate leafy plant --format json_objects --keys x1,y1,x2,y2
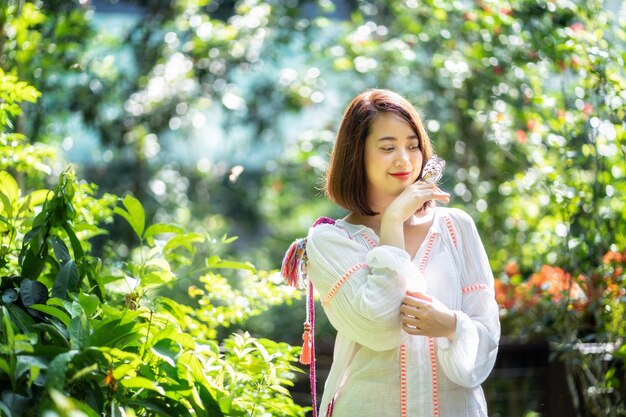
[{"x1": 0, "y1": 76, "x2": 307, "y2": 416}]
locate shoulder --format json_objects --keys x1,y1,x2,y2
[
  {"x1": 437, "y1": 206, "x2": 476, "y2": 228},
  {"x1": 307, "y1": 219, "x2": 348, "y2": 245}
]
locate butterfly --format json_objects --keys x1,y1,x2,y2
[{"x1": 420, "y1": 154, "x2": 446, "y2": 184}]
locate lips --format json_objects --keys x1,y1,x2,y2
[{"x1": 389, "y1": 171, "x2": 411, "y2": 180}]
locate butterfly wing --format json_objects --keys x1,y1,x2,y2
[{"x1": 420, "y1": 154, "x2": 446, "y2": 184}]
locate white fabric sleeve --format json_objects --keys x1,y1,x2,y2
[
  {"x1": 435, "y1": 208, "x2": 501, "y2": 388},
  {"x1": 306, "y1": 224, "x2": 424, "y2": 351}
]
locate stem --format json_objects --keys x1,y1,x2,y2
[{"x1": 141, "y1": 308, "x2": 154, "y2": 362}]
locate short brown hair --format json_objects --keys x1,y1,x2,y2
[{"x1": 325, "y1": 89, "x2": 434, "y2": 216}]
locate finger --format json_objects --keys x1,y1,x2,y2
[
  {"x1": 401, "y1": 296, "x2": 425, "y2": 308},
  {"x1": 402, "y1": 322, "x2": 421, "y2": 335},
  {"x1": 400, "y1": 304, "x2": 418, "y2": 316},
  {"x1": 406, "y1": 291, "x2": 433, "y2": 303},
  {"x1": 401, "y1": 315, "x2": 421, "y2": 327}
]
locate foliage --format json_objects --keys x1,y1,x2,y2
[
  {"x1": 0, "y1": 165, "x2": 308, "y2": 416},
  {"x1": 0, "y1": 78, "x2": 307, "y2": 416}
]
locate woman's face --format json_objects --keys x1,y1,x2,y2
[{"x1": 363, "y1": 112, "x2": 423, "y2": 202}]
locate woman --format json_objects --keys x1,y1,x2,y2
[{"x1": 283, "y1": 89, "x2": 500, "y2": 417}]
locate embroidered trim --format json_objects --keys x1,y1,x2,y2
[
  {"x1": 428, "y1": 337, "x2": 439, "y2": 417},
  {"x1": 444, "y1": 215, "x2": 457, "y2": 248},
  {"x1": 400, "y1": 343, "x2": 408, "y2": 417},
  {"x1": 462, "y1": 283, "x2": 488, "y2": 294},
  {"x1": 326, "y1": 393, "x2": 338, "y2": 416},
  {"x1": 322, "y1": 263, "x2": 368, "y2": 306},
  {"x1": 361, "y1": 233, "x2": 377, "y2": 248},
  {"x1": 419, "y1": 233, "x2": 437, "y2": 274}
]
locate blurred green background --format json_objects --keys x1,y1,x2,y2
[{"x1": 1, "y1": 0, "x2": 625, "y2": 416}]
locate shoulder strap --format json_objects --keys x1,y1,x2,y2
[{"x1": 280, "y1": 216, "x2": 335, "y2": 417}]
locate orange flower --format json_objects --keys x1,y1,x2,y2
[
  {"x1": 504, "y1": 260, "x2": 520, "y2": 277},
  {"x1": 603, "y1": 250, "x2": 626, "y2": 264},
  {"x1": 495, "y1": 279, "x2": 514, "y2": 309},
  {"x1": 528, "y1": 265, "x2": 585, "y2": 303}
]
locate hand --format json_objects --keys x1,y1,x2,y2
[
  {"x1": 400, "y1": 291, "x2": 457, "y2": 339},
  {"x1": 384, "y1": 182, "x2": 450, "y2": 223}
]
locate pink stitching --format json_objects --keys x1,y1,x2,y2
[
  {"x1": 322, "y1": 263, "x2": 368, "y2": 305},
  {"x1": 419, "y1": 233, "x2": 437, "y2": 274},
  {"x1": 429, "y1": 337, "x2": 439, "y2": 416},
  {"x1": 462, "y1": 283, "x2": 488, "y2": 294},
  {"x1": 444, "y1": 215, "x2": 457, "y2": 248},
  {"x1": 400, "y1": 344, "x2": 407, "y2": 417},
  {"x1": 361, "y1": 232, "x2": 377, "y2": 248}
]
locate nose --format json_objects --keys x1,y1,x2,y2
[{"x1": 395, "y1": 150, "x2": 411, "y2": 168}]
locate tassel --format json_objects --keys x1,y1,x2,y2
[
  {"x1": 312, "y1": 216, "x2": 335, "y2": 227},
  {"x1": 280, "y1": 238, "x2": 307, "y2": 288},
  {"x1": 300, "y1": 322, "x2": 312, "y2": 365}
]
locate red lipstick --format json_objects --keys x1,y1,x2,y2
[{"x1": 389, "y1": 171, "x2": 411, "y2": 180}]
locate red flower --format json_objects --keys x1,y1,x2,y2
[{"x1": 515, "y1": 130, "x2": 527, "y2": 144}]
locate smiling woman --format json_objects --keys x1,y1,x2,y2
[{"x1": 282, "y1": 89, "x2": 500, "y2": 417}]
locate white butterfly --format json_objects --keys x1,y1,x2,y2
[{"x1": 420, "y1": 154, "x2": 446, "y2": 184}]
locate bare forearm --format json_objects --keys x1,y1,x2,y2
[{"x1": 380, "y1": 212, "x2": 405, "y2": 250}]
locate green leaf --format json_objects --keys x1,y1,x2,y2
[
  {"x1": 62, "y1": 223, "x2": 85, "y2": 259},
  {"x1": 77, "y1": 292, "x2": 100, "y2": 317},
  {"x1": 163, "y1": 233, "x2": 205, "y2": 254},
  {"x1": 114, "y1": 195, "x2": 145, "y2": 239},
  {"x1": 20, "y1": 279, "x2": 49, "y2": 307},
  {"x1": 125, "y1": 399, "x2": 185, "y2": 417},
  {"x1": 198, "y1": 384, "x2": 224, "y2": 417},
  {"x1": 120, "y1": 376, "x2": 165, "y2": 395},
  {"x1": 0, "y1": 358, "x2": 10, "y2": 375},
  {"x1": 52, "y1": 260, "x2": 80, "y2": 299},
  {"x1": 20, "y1": 245, "x2": 47, "y2": 281},
  {"x1": 0, "y1": 192, "x2": 13, "y2": 219},
  {"x1": 28, "y1": 304, "x2": 70, "y2": 328},
  {"x1": 91, "y1": 319, "x2": 140, "y2": 348},
  {"x1": 2, "y1": 288, "x2": 18, "y2": 304},
  {"x1": 269, "y1": 384, "x2": 291, "y2": 396},
  {"x1": 151, "y1": 339, "x2": 180, "y2": 368},
  {"x1": 144, "y1": 223, "x2": 184, "y2": 240},
  {"x1": 24, "y1": 189, "x2": 50, "y2": 209},
  {"x1": 6, "y1": 304, "x2": 36, "y2": 333},
  {"x1": 69, "y1": 314, "x2": 89, "y2": 351},
  {"x1": 30, "y1": 323, "x2": 70, "y2": 347},
  {"x1": 206, "y1": 256, "x2": 256, "y2": 272},
  {"x1": 0, "y1": 171, "x2": 19, "y2": 208},
  {"x1": 46, "y1": 350, "x2": 79, "y2": 389},
  {"x1": 48, "y1": 389, "x2": 100, "y2": 417},
  {"x1": 48, "y1": 235, "x2": 71, "y2": 265}
]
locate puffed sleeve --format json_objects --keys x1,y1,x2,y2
[
  {"x1": 306, "y1": 224, "x2": 425, "y2": 351},
  {"x1": 436, "y1": 208, "x2": 501, "y2": 388}
]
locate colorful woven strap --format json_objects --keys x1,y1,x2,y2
[{"x1": 280, "y1": 216, "x2": 336, "y2": 417}]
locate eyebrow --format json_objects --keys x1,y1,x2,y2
[{"x1": 377, "y1": 135, "x2": 419, "y2": 142}]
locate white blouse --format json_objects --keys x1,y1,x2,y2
[{"x1": 305, "y1": 207, "x2": 500, "y2": 417}]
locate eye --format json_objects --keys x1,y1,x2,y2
[
  {"x1": 381, "y1": 146, "x2": 395, "y2": 152},
  {"x1": 408, "y1": 144, "x2": 421, "y2": 151}
]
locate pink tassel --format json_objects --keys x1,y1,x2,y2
[
  {"x1": 280, "y1": 238, "x2": 307, "y2": 288},
  {"x1": 300, "y1": 322, "x2": 312, "y2": 365}
]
